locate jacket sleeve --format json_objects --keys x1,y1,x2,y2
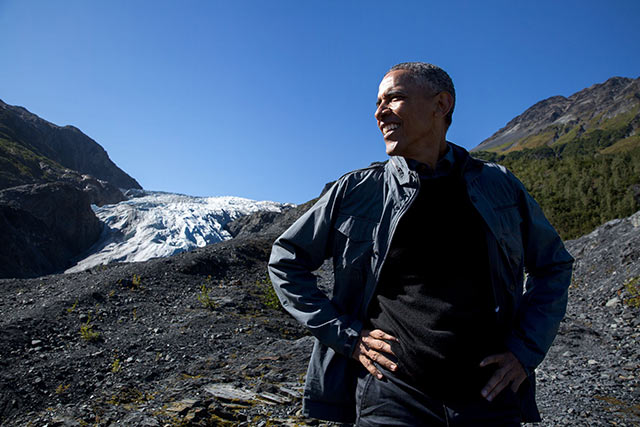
[
  {"x1": 268, "y1": 181, "x2": 362, "y2": 358},
  {"x1": 506, "y1": 181, "x2": 574, "y2": 375}
]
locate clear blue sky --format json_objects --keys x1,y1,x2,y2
[{"x1": 1, "y1": 1, "x2": 638, "y2": 204}]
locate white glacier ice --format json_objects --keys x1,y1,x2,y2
[{"x1": 66, "y1": 190, "x2": 292, "y2": 273}]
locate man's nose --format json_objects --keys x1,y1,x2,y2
[{"x1": 375, "y1": 103, "x2": 389, "y2": 121}]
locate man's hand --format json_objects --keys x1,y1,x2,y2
[
  {"x1": 352, "y1": 329, "x2": 399, "y2": 379},
  {"x1": 479, "y1": 351, "x2": 527, "y2": 402}
]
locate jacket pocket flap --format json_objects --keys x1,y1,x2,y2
[{"x1": 334, "y1": 214, "x2": 375, "y2": 242}]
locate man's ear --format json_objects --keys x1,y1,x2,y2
[{"x1": 436, "y1": 92, "x2": 454, "y2": 118}]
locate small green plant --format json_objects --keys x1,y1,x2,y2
[
  {"x1": 623, "y1": 276, "x2": 640, "y2": 308},
  {"x1": 55, "y1": 383, "x2": 70, "y2": 394},
  {"x1": 118, "y1": 274, "x2": 143, "y2": 290},
  {"x1": 66, "y1": 299, "x2": 78, "y2": 314},
  {"x1": 594, "y1": 395, "x2": 640, "y2": 418},
  {"x1": 256, "y1": 277, "x2": 282, "y2": 311},
  {"x1": 111, "y1": 357, "x2": 122, "y2": 373},
  {"x1": 197, "y1": 277, "x2": 217, "y2": 311},
  {"x1": 107, "y1": 387, "x2": 154, "y2": 407},
  {"x1": 80, "y1": 315, "x2": 101, "y2": 342}
]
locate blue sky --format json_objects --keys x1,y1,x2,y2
[{"x1": 1, "y1": 1, "x2": 638, "y2": 204}]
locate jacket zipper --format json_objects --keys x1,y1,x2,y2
[
  {"x1": 467, "y1": 179, "x2": 507, "y2": 326},
  {"x1": 362, "y1": 170, "x2": 421, "y2": 317}
]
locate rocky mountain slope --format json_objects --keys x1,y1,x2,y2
[
  {"x1": 534, "y1": 211, "x2": 640, "y2": 425},
  {"x1": 473, "y1": 76, "x2": 640, "y2": 153},
  {"x1": 0, "y1": 190, "x2": 638, "y2": 425},
  {"x1": 0, "y1": 99, "x2": 141, "y2": 191},
  {"x1": 0, "y1": 99, "x2": 145, "y2": 278},
  {"x1": 0, "y1": 183, "x2": 102, "y2": 279}
]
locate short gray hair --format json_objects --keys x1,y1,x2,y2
[{"x1": 388, "y1": 62, "x2": 455, "y2": 127}]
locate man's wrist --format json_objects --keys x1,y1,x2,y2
[
  {"x1": 505, "y1": 336, "x2": 535, "y2": 376},
  {"x1": 344, "y1": 319, "x2": 363, "y2": 357}
]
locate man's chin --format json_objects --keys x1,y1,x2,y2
[{"x1": 385, "y1": 141, "x2": 400, "y2": 156}]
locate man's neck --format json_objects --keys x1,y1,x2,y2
[{"x1": 404, "y1": 140, "x2": 449, "y2": 169}]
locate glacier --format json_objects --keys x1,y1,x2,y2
[{"x1": 66, "y1": 189, "x2": 292, "y2": 273}]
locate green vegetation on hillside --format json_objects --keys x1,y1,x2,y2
[
  {"x1": 475, "y1": 125, "x2": 640, "y2": 240},
  {"x1": 483, "y1": 106, "x2": 640, "y2": 155},
  {"x1": 0, "y1": 137, "x2": 62, "y2": 189}
]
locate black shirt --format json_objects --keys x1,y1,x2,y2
[{"x1": 367, "y1": 157, "x2": 500, "y2": 401}]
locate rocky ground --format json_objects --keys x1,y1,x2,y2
[
  {"x1": 0, "y1": 233, "x2": 319, "y2": 426},
  {"x1": 533, "y1": 211, "x2": 640, "y2": 426},
  {"x1": 0, "y1": 207, "x2": 638, "y2": 426}
]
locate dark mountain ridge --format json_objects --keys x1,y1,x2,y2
[{"x1": 0, "y1": 99, "x2": 141, "y2": 191}]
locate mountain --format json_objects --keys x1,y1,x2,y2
[
  {"x1": 0, "y1": 99, "x2": 141, "y2": 192},
  {"x1": 66, "y1": 190, "x2": 292, "y2": 273},
  {"x1": 471, "y1": 76, "x2": 640, "y2": 240},
  {"x1": 0, "y1": 99, "x2": 145, "y2": 278},
  {"x1": 473, "y1": 76, "x2": 640, "y2": 153}
]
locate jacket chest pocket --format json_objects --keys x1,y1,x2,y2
[{"x1": 332, "y1": 214, "x2": 377, "y2": 272}]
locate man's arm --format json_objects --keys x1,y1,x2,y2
[
  {"x1": 506, "y1": 186, "x2": 574, "y2": 375},
  {"x1": 268, "y1": 182, "x2": 363, "y2": 357},
  {"x1": 481, "y1": 178, "x2": 573, "y2": 401}
]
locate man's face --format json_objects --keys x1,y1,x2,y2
[{"x1": 375, "y1": 70, "x2": 439, "y2": 158}]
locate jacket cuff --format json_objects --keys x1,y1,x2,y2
[
  {"x1": 505, "y1": 335, "x2": 539, "y2": 377},
  {"x1": 343, "y1": 319, "x2": 363, "y2": 357}
]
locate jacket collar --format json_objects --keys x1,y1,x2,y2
[
  {"x1": 387, "y1": 156, "x2": 412, "y2": 185},
  {"x1": 386, "y1": 142, "x2": 483, "y2": 185}
]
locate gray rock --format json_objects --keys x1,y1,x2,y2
[
  {"x1": 0, "y1": 182, "x2": 102, "y2": 278},
  {"x1": 204, "y1": 383, "x2": 257, "y2": 403},
  {"x1": 606, "y1": 297, "x2": 620, "y2": 307}
]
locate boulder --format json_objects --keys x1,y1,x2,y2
[{"x1": 0, "y1": 182, "x2": 102, "y2": 278}]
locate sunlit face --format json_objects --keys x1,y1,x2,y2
[{"x1": 375, "y1": 70, "x2": 440, "y2": 159}]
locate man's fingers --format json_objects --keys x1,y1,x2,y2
[
  {"x1": 361, "y1": 329, "x2": 399, "y2": 371},
  {"x1": 352, "y1": 329, "x2": 399, "y2": 379},
  {"x1": 481, "y1": 366, "x2": 507, "y2": 401},
  {"x1": 364, "y1": 347, "x2": 397, "y2": 372},
  {"x1": 479, "y1": 354, "x2": 501, "y2": 367},
  {"x1": 361, "y1": 335, "x2": 395, "y2": 356},
  {"x1": 511, "y1": 374, "x2": 526, "y2": 392},
  {"x1": 480, "y1": 352, "x2": 528, "y2": 401},
  {"x1": 368, "y1": 329, "x2": 399, "y2": 342},
  {"x1": 358, "y1": 353, "x2": 383, "y2": 379},
  {"x1": 353, "y1": 340, "x2": 384, "y2": 379}
]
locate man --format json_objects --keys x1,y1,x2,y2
[{"x1": 268, "y1": 62, "x2": 573, "y2": 426}]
